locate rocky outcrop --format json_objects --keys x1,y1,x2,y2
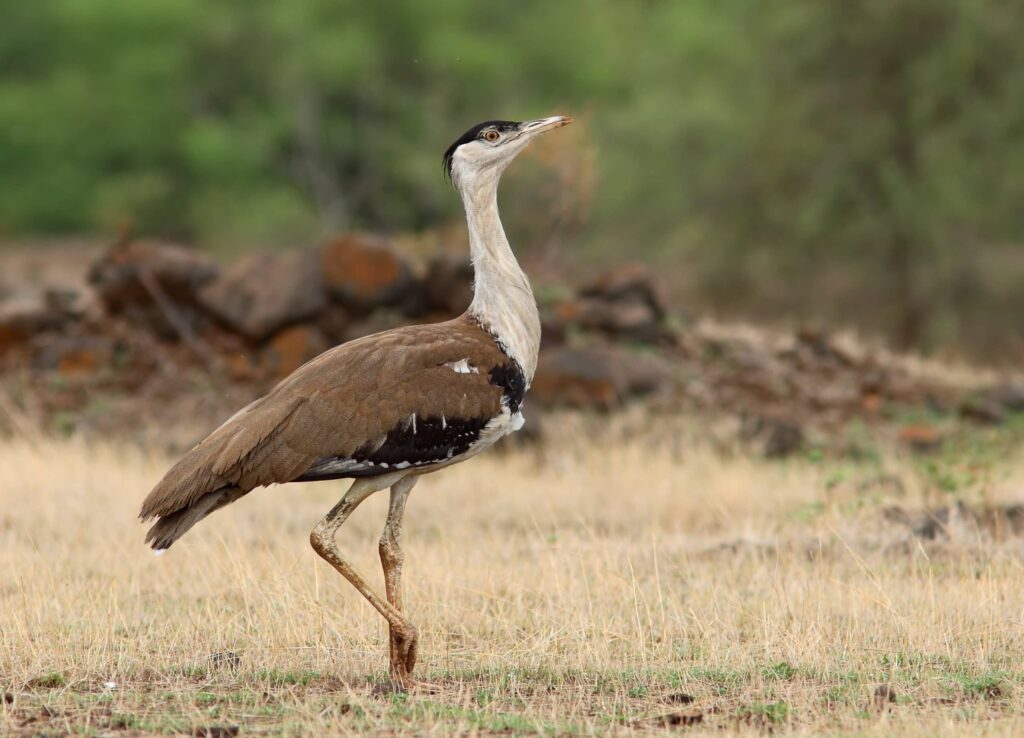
[
  {"x1": 199, "y1": 250, "x2": 325, "y2": 341},
  {"x1": 321, "y1": 234, "x2": 414, "y2": 310},
  {"x1": 1, "y1": 234, "x2": 1018, "y2": 450}
]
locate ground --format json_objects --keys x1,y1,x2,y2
[{"x1": 3, "y1": 416, "x2": 1024, "y2": 737}]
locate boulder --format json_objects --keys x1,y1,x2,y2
[
  {"x1": 579, "y1": 263, "x2": 669, "y2": 320},
  {"x1": 343, "y1": 314, "x2": 415, "y2": 344},
  {"x1": 87, "y1": 239, "x2": 220, "y2": 340},
  {"x1": 423, "y1": 253, "x2": 474, "y2": 316},
  {"x1": 88, "y1": 239, "x2": 219, "y2": 310},
  {"x1": 208, "y1": 331, "x2": 264, "y2": 382},
  {"x1": 0, "y1": 289, "x2": 81, "y2": 356},
  {"x1": 31, "y1": 334, "x2": 115, "y2": 377},
  {"x1": 316, "y1": 303, "x2": 353, "y2": 345},
  {"x1": 531, "y1": 345, "x2": 674, "y2": 409},
  {"x1": 958, "y1": 396, "x2": 1006, "y2": 426},
  {"x1": 199, "y1": 250, "x2": 325, "y2": 341},
  {"x1": 554, "y1": 296, "x2": 667, "y2": 344},
  {"x1": 792, "y1": 326, "x2": 855, "y2": 367},
  {"x1": 263, "y1": 325, "x2": 330, "y2": 378},
  {"x1": 897, "y1": 424, "x2": 943, "y2": 453},
  {"x1": 741, "y1": 415, "x2": 804, "y2": 457},
  {"x1": 985, "y1": 383, "x2": 1024, "y2": 413},
  {"x1": 321, "y1": 234, "x2": 414, "y2": 310},
  {"x1": 539, "y1": 314, "x2": 568, "y2": 346}
]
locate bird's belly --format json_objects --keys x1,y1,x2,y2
[
  {"x1": 299, "y1": 404, "x2": 525, "y2": 482},
  {"x1": 468, "y1": 407, "x2": 525, "y2": 453}
]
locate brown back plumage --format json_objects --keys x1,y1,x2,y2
[{"x1": 140, "y1": 315, "x2": 513, "y2": 546}]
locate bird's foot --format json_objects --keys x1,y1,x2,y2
[
  {"x1": 379, "y1": 623, "x2": 438, "y2": 693},
  {"x1": 392, "y1": 673, "x2": 442, "y2": 694},
  {"x1": 372, "y1": 673, "x2": 441, "y2": 696}
]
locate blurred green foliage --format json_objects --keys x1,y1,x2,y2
[{"x1": 1, "y1": 1, "x2": 1023, "y2": 359}]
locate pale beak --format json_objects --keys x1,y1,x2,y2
[{"x1": 519, "y1": 115, "x2": 573, "y2": 136}]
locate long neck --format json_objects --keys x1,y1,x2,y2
[{"x1": 462, "y1": 175, "x2": 541, "y2": 384}]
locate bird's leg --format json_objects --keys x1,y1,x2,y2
[
  {"x1": 379, "y1": 476, "x2": 420, "y2": 687},
  {"x1": 309, "y1": 477, "x2": 422, "y2": 689}
]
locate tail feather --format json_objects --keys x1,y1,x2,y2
[
  {"x1": 143, "y1": 486, "x2": 246, "y2": 550},
  {"x1": 139, "y1": 387, "x2": 310, "y2": 550}
]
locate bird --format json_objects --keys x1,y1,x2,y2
[{"x1": 139, "y1": 115, "x2": 573, "y2": 690}]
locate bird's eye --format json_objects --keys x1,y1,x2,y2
[{"x1": 482, "y1": 130, "x2": 499, "y2": 142}]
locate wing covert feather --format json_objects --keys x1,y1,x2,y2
[{"x1": 139, "y1": 316, "x2": 512, "y2": 520}]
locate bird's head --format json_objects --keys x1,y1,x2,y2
[{"x1": 443, "y1": 116, "x2": 572, "y2": 192}]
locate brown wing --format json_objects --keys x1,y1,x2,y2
[{"x1": 139, "y1": 315, "x2": 517, "y2": 542}]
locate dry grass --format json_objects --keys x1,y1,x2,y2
[{"x1": 3, "y1": 423, "x2": 1024, "y2": 736}]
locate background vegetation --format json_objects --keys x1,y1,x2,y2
[{"x1": 2, "y1": 0, "x2": 1023, "y2": 359}]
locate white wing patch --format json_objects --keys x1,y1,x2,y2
[
  {"x1": 306, "y1": 457, "x2": 375, "y2": 475},
  {"x1": 467, "y1": 402, "x2": 525, "y2": 457},
  {"x1": 444, "y1": 358, "x2": 479, "y2": 374}
]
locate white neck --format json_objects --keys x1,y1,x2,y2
[{"x1": 460, "y1": 172, "x2": 541, "y2": 384}]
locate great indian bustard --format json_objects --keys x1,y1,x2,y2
[{"x1": 139, "y1": 115, "x2": 572, "y2": 690}]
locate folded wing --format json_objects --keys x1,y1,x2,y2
[{"x1": 139, "y1": 316, "x2": 520, "y2": 548}]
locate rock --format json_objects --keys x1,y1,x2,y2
[
  {"x1": 316, "y1": 303, "x2": 353, "y2": 344},
  {"x1": 793, "y1": 325, "x2": 855, "y2": 367},
  {"x1": 883, "y1": 502, "x2": 973, "y2": 540},
  {"x1": 532, "y1": 349, "x2": 618, "y2": 409},
  {"x1": 321, "y1": 234, "x2": 414, "y2": 310},
  {"x1": 531, "y1": 346, "x2": 673, "y2": 409},
  {"x1": 580, "y1": 263, "x2": 669, "y2": 320},
  {"x1": 554, "y1": 296, "x2": 668, "y2": 344},
  {"x1": 741, "y1": 416, "x2": 804, "y2": 458},
  {"x1": 203, "y1": 328, "x2": 259, "y2": 380},
  {"x1": 88, "y1": 239, "x2": 220, "y2": 340},
  {"x1": 613, "y1": 348, "x2": 676, "y2": 396},
  {"x1": 958, "y1": 396, "x2": 1006, "y2": 426},
  {"x1": 861, "y1": 392, "x2": 883, "y2": 414},
  {"x1": 539, "y1": 314, "x2": 568, "y2": 346},
  {"x1": 199, "y1": 250, "x2": 325, "y2": 341},
  {"x1": 897, "y1": 424, "x2": 943, "y2": 453},
  {"x1": 807, "y1": 383, "x2": 861, "y2": 411},
  {"x1": 223, "y1": 348, "x2": 264, "y2": 382},
  {"x1": 0, "y1": 290, "x2": 81, "y2": 356},
  {"x1": 344, "y1": 315, "x2": 403, "y2": 343},
  {"x1": 986, "y1": 383, "x2": 1024, "y2": 413},
  {"x1": 567, "y1": 263, "x2": 677, "y2": 344},
  {"x1": 423, "y1": 253, "x2": 474, "y2": 316},
  {"x1": 887, "y1": 502, "x2": 1024, "y2": 543},
  {"x1": 88, "y1": 238, "x2": 219, "y2": 310},
  {"x1": 31, "y1": 335, "x2": 114, "y2": 377},
  {"x1": 724, "y1": 345, "x2": 791, "y2": 401},
  {"x1": 263, "y1": 325, "x2": 329, "y2": 378}
]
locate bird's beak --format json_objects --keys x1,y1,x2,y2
[{"x1": 519, "y1": 115, "x2": 573, "y2": 137}]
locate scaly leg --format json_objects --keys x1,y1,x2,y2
[
  {"x1": 378, "y1": 476, "x2": 425, "y2": 687},
  {"x1": 309, "y1": 474, "x2": 423, "y2": 689}
]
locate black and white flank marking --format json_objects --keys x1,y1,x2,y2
[{"x1": 298, "y1": 356, "x2": 527, "y2": 481}]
